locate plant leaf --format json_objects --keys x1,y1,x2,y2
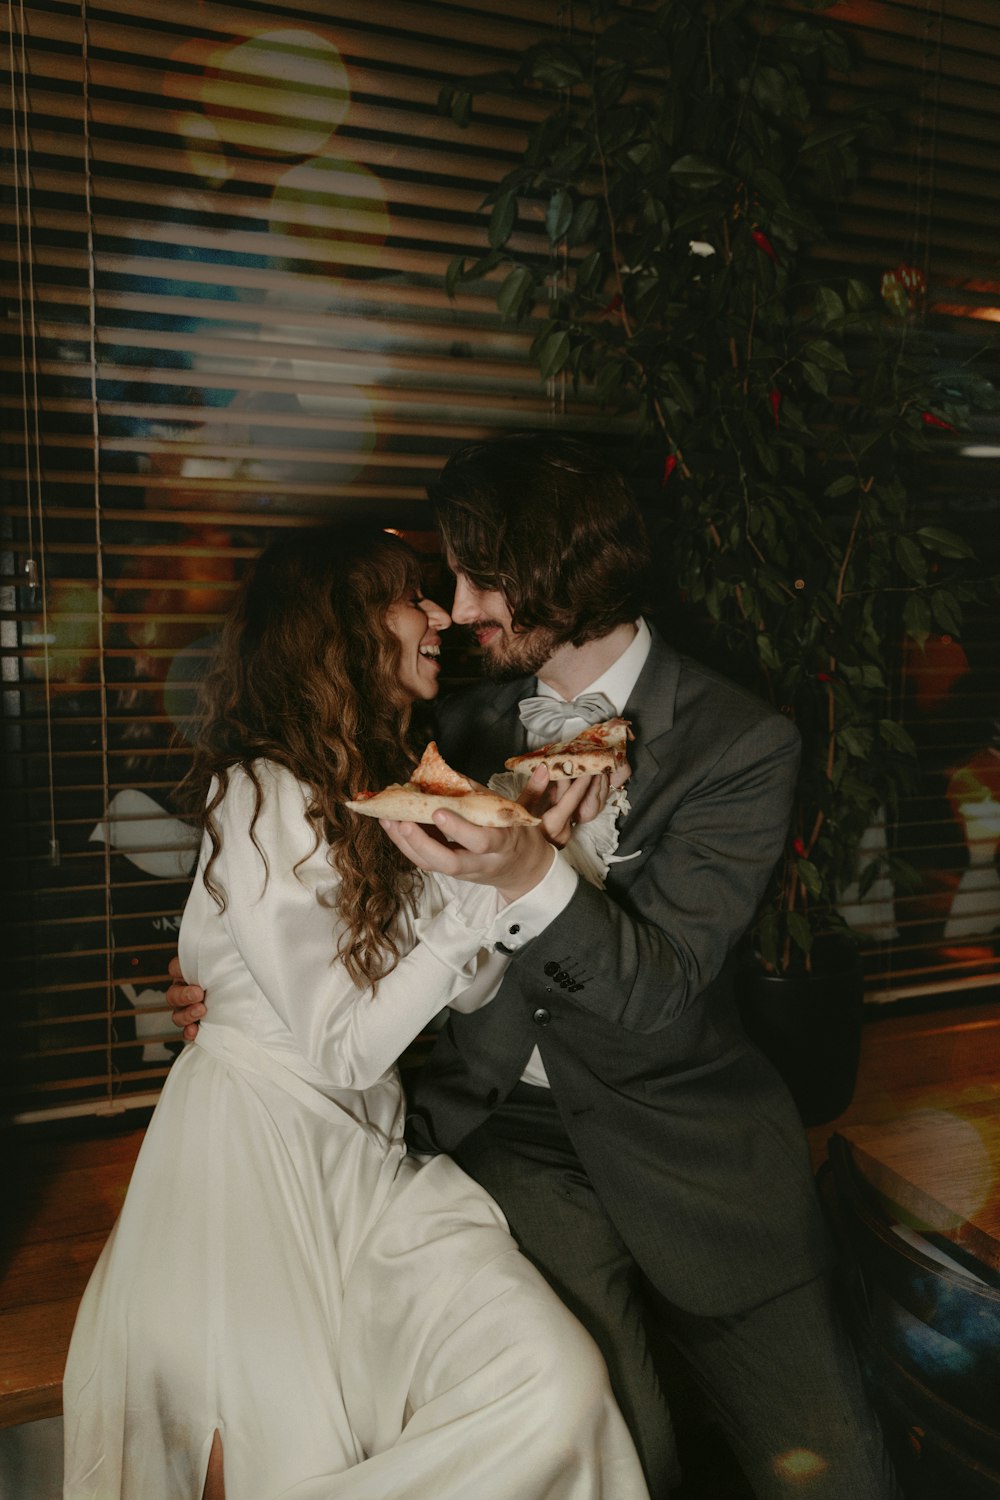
[
  {"x1": 787, "y1": 912, "x2": 814, "y2": 955},
  {"x1": 496, "y1": 264, "x2": 535, "y2": 322},
  {"x1": 814, "y1": 287, "x2": 844, "y2": 326},
  {"x1": 894, "y1": 535, "x2": 927, "y2": 583},
  {"x1": 757, "y1": 633, "x2": 782, "y2": 669},
  {"x1": 916, "y1": 526, "x2": 973, "y2": 559},
  {"x1": 902, "y1": 592, "x2": 932, "y2": 644},
  {"x1": 549, "y1": 139, "x2": 592, "y2": 178},
  {"x1": 805, "y1": 338, "x2": 849, "y2": 373},
  {"x1": 568, "y1": 197, "x2": 599, "y2": 247},
  {"x1": 751, "y1": 66, "x2": 788, "y2": 115},
  {"x1": 528, "y1": 44, "x2": 585, "y2": 90},
  {"x1": 668, "y1": 153, "x2": 728, "y2": 188},
  {"x1": 878, "y1": 719, "x2": 916, "y2": 756},
  {"x1": 535, "y1": 329, "x2": 571, "y2": 382},
  {"x1": 594, "y1": 359, "x2": 625, "y2": 405},
  {"x1": 445, "y1": 255, "x2": 466, "y2": 299},
  {"x1": 930, "y1": 590, "x2": 963, "y2": 636},
  {"x1": 546, "y1": 188, "x2": 574, "y2": 245},
  {"x1": 488, "y1": 193, "x2": 517, "y2": 249},
  {"x1": 574, "y1": 249, "x2": 604, "y2": 295},
  {"x1": 438, "y1": 86, "x2": 472, "y2": 127},
  {"x1": 838, "y1": 725, "x2": 874, "y2": 757},
  {"x1": 801, "y1": 361, "x2": 829, "y2": 396}
]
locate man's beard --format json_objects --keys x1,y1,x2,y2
[{"x1": 473, "y1": 621, "x2": 557, "y2": 682}]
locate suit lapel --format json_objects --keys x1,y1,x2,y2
[
  {"x1": 482, "y1": 677, "x2": 532, "y2": 770},
  {"x1": 616, "y1": 629, "x2": 681, "y2": 851},
  {"x1": 447, "y1": 675, "x2": 533, "y2": 785},
  {"x1": 622, "y1": 628, "x2": 680, "y2": 771}
]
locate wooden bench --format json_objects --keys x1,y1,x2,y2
[{"x1": 1, "y1": 1126, "x2": 145, "y2": 1427}]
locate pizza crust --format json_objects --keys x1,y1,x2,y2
[{"x1": 505, "y1": 717, "x2": 632, "y2": 780}]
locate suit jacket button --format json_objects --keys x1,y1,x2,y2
[
  {"x1": 543, "y1": 961, "x2": 559, "y2": 977},
  {"x1": 569, "y1": 983, "x2": 584, "y2": 992},
  {"x1": 532, "y1": 1007, "x2": 551, "y2": 1026}
]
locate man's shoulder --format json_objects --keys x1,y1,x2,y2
[
  {"x1": 656, "y1": 641, "x2": 798, "y2": 751},
  {"x1": 680, "y1": 652, "x2": 786, "y2": 713}
]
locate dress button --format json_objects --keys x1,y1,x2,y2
[
  {"x1": 569, "y1": 983, "x2": 584, "y2": 993},
  {"x1": 508, "y1": 923, "x2": 521, "y2": 935},
  {"x1": 486, "y1": 1088, "x2": 499, "y2": 1107},
  {"x1": 532, "y1": 1007, "x2": 551, "y2": 1026},
  {"x1": 543, "y1": 961, "x2": 559, "y2": 977}
]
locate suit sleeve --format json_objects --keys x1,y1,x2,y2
[{"x1": 506, "y1": 708, "x2": 800, "y2": 1034}]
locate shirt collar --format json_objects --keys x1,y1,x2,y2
[{"x1": 534, "y1": 618, "x2": 652, "y2": 713}]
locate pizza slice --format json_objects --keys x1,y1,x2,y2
[
  {"x1": 504, "y1": 717, "x2": 632, "y2": 781},
  {"x1": 345, "y1": 741, "x2": 540, "y2": 827}
]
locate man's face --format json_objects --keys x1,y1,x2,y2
[{"x1": 448, "y1": 563, "x2": 555, "y2": 681}]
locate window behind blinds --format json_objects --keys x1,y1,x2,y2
[
  {"x1": 799, "y1": 0, "x2": 1000, "y2": 1003},
  {"x1": 3, "y1": 0, "x2": 999, "y2": 1123},
  {"x1": 3, "y1": 0, "x2": 592, "y2": 1122}
]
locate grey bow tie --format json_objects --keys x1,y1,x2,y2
[{"x1": 517, "y1": 691, "x2": 617, "y2": 743}]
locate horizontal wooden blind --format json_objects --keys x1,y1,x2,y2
[
  {"x1": 2, "y1": 0, "x2": 590, "y2": 1123},
  {"x1": 3, "y1": 0, "x2": 999, "y2": 1123}
]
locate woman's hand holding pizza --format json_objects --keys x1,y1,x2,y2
[{"x1": 380, "y1": 768, "x2": 606, "y2": 901}]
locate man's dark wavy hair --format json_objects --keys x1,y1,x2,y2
[{"x1": 430, "y1": 432, "x2": 652, "y2": 647}]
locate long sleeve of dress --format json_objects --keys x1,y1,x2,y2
[{"x1": 200, "y1": 762, "x2": 518, "y2": 1091}]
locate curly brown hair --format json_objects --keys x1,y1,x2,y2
[
  {"x1": 181, "y1": 525, "x2": 426, "y2": 989},
  {"x1": 430, "y1": 432, "x2": 651, "y2": 646}
]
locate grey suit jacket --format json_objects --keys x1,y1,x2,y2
[{"x1": 409, "y1": 627, "x2": 832, "y2": 1316}]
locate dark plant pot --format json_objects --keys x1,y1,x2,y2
[{"x1": 737, "y1": 941, "x2": 864, "y2": 1128}]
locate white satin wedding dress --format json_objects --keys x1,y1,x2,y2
[{"x1": 63, "y1": 760, "x2": 647, "y2": 1500}]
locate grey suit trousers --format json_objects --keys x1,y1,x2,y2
[{"x1": 453, "y1": 1084, "x2": 900, "y2": 1500}]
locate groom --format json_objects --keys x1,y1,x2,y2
[{"x1": 170, "y1": 433, "x2": 897, "y2": 1498}]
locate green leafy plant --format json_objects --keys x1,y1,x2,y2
[{"x1": 442, "y1": 0, "x2": 996, "y2": 973}]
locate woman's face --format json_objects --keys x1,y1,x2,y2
[{"x1": 385, "y1": 590, "x2": 451, "y2": 702}]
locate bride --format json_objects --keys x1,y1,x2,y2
[{"x1": 62, "y1": 524, "x2": 647, "y2": 1500}]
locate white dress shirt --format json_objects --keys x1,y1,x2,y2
[{"x1": 517, "y1": 620, "x2": 652, "y2": 1087}]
